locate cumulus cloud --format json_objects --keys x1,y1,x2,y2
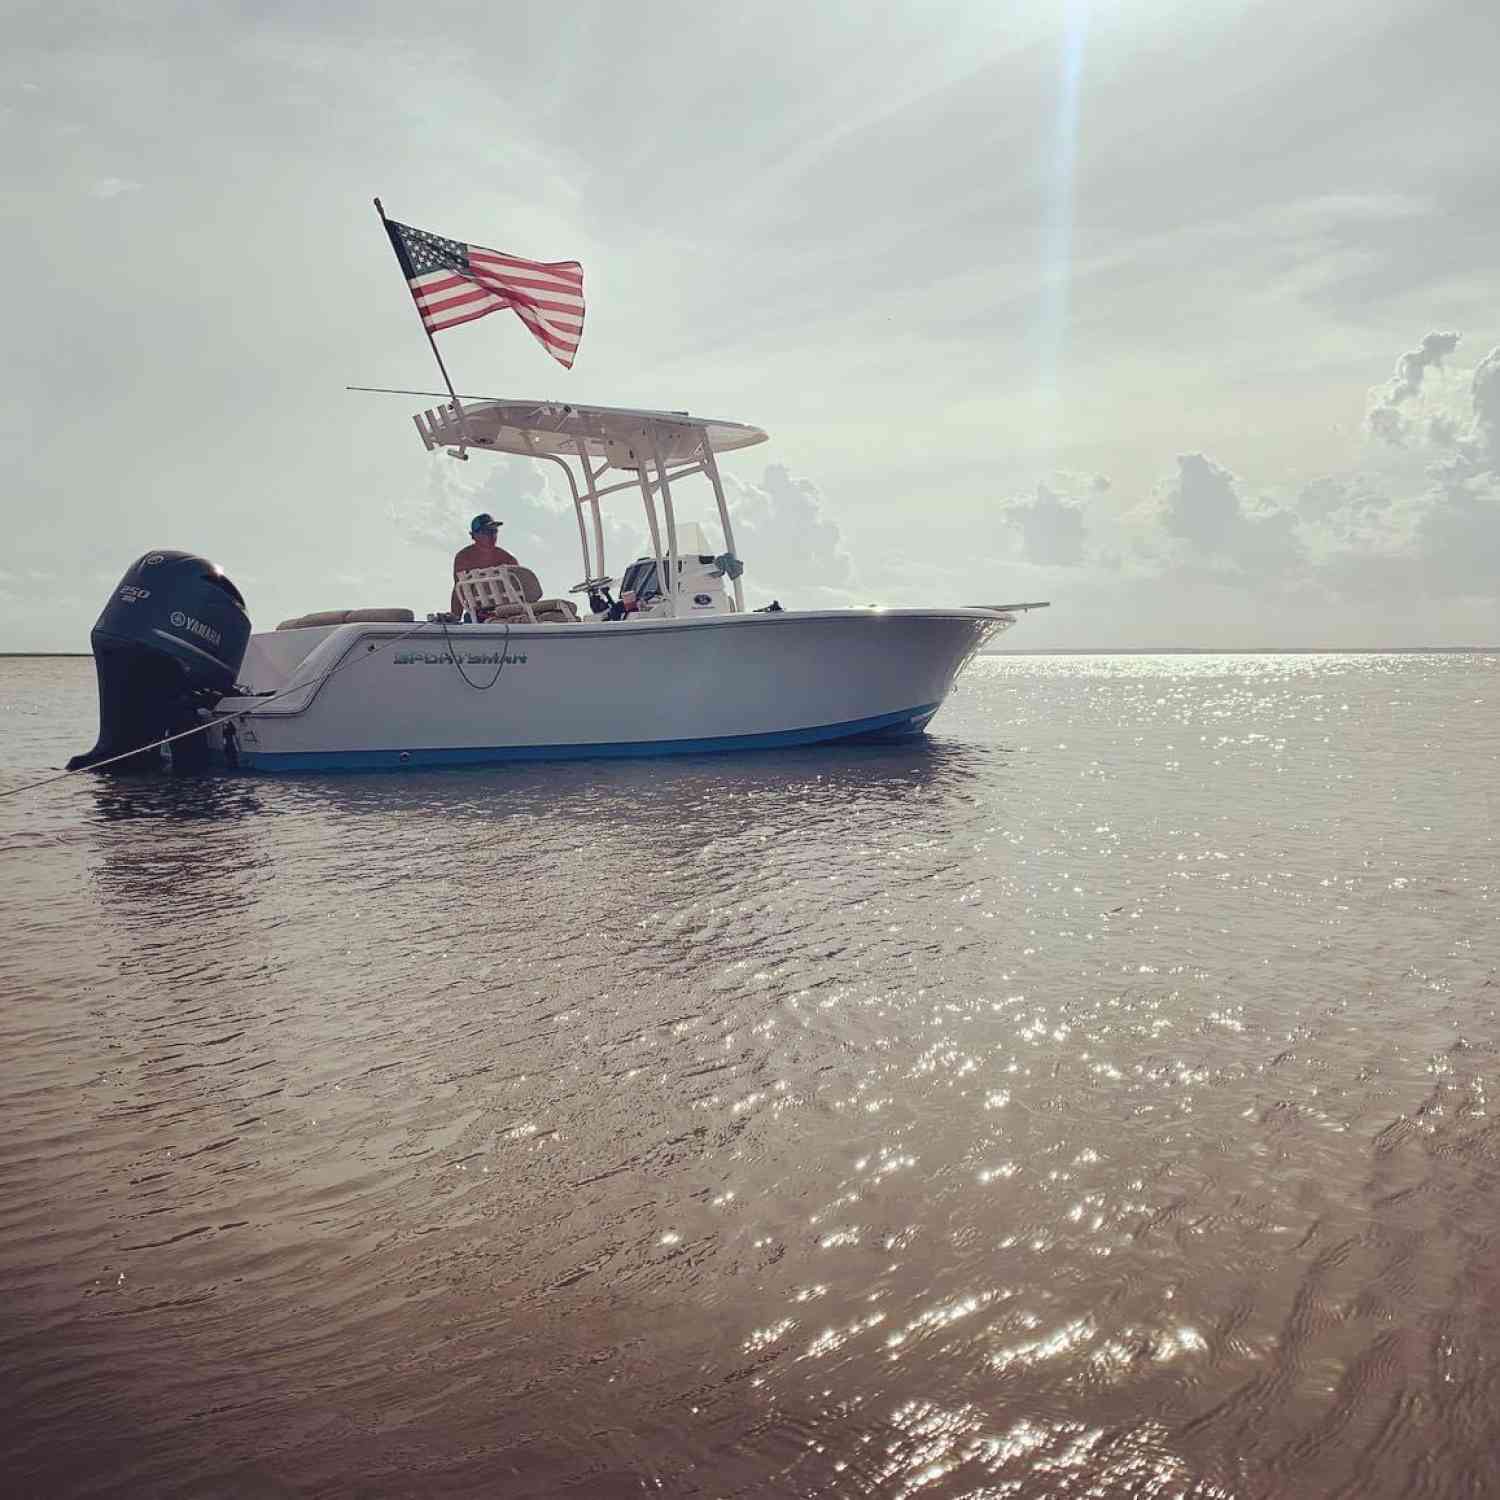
[
  {"x1": 1469, "y1": 347, "x2": 1500, "y2": 464},
  {"x1": 390, "y1": 453, "x2": 524, "y2": 553},
  {"x1": 1415, "y1": 471, "x2": 1500, "y2": 598},
  {"x1": 1163, "y1": 454, "x2": 1239, "y2": 550},
  {"x1": 1410, "y1": 343, "x2": 1500, "y2": 480},
  {"x1": 1401, "y1": 348, "x2": 1500, "y2": 597},
  {"x1": 1310, "y1": 336, "x2": 1500, "y2": 601},
  {"x1": 1161, "y1": 453, "x2": 1302, "y2": 577},
  {"x1": 1366, "y1": 329, "x2": 1461, "y2": 445},
  {"x1": 1388, "y1": 331, "x2": 1461, "y2": 404},
  {"x1": 1366, "y1": 403, "x2": 1409, "y2": 448},
  {"x1": 973, "y1": 331, "x2": 1498, "y2": 625},
  {"x1": 1426, "y1": 413, "x2": 1461, "y2": 447},
  {"x1": 722, "y1": 464, "x2": 857, "y2": 606},
  {"x1": 1295, "y1": 474, "x2": 1388, "y2": 525},
  {"x1": 1001, "y1": 482, "x2": 1090, "y2": 566}
]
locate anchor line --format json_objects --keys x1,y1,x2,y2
[
  {"x1": 437, "y1": 616, "x2": 512, "y2": 690},
  {"x1": 0, "y1": 616, "x2": 443, "y2": 799}
]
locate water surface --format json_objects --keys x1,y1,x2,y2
[{"x1": 2, "y1": 652, "x2": 1498, "y2": 1496}]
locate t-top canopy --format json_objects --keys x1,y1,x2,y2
[{"x1": 413, "y1": 397, "x2": 768, "y2": 469}]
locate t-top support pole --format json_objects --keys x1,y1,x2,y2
[
  {"x1": 574, "y1": 436, "x2": 607, "y2": 582},
  {"x1": 633, "y1": 437, "x2": 666, "y2": 608},
  {"x1": 699, "y1": 432, "x2": 744, "y2": 612},
  {"x1": 649, "y1": 430, "x2": 680, "y2": 620}
]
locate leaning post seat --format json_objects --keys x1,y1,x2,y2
[
  {"x1": 455, "y1": 565, "x2": 579, "y2": 624},
  {"x1": 275, "y1": 608, "x2": 416, "y2": 631}
]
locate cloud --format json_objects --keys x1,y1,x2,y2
[
  {"x1": 1162, "y1": 454, "x2": 1240, "y2": 551},
  {"x1": 1366, "y1": 403, "x2": 1409, "y2": 448},
  {"x1": 1366, "y1": 330, "x2": 1461, "y2": 444},
  {"x1": 390, "y1": 453, "x2": 498, "y2": 553},
  {"x1": 1295, "y1": 474, "x2": 1388, "y2": 525},
  {"x1": 1415, "y1": 471, "x2": 1500, "y2": 598},
  {"x1": 1426, "y1": 413, "x2": 1461, "y2": 447},
  {"x1": 1387, "y1": 331, "x2": 1461, "y2": 405},
  {"x1": 1470, "y1": 346, "x2": 1500, "y2": 465},
  {"x1": 1402, "y1": 349, "x2": 1500, "y2": 597},
  {"x1": 965, "y1": 331, "x2": 1498, "y2": 626},
  {"x1": 87, "y1": 177, "x2": 140, "y2": 199},
  {"x1": 722, "y1": 464, "x2": 857, "y2": 606},
  {"x1": 1001, "y1": 482, "x2": 1090, "y2": 567},
  {"x1": 1303, "y1": 337, "x2": 1500, "y2": 602},
  {"x1": 1417, "y1": 346, "x2": 1500, "y2": 482},
  {"x1": 1160, "y1": 453, "x2": 1302, "y2": 578}
]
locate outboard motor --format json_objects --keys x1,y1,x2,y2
[{"x1": 68, "y1": 551, "x2": 251, "y2": 773}]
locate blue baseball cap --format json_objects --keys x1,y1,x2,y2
[{"x1": 469, "y1": 513, "x2": 501, "y2": 535}]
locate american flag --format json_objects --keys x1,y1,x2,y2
[{"x1": 382, "y1": 217, "x2": 584, "y2": 369}]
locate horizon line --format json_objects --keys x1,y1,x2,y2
[
  {"x1": 4, "y1": 646, "x2": 1497, "y2": 660},
  {"x1": 980, "y1": 645, "x2": 1499, "y2": 655}
]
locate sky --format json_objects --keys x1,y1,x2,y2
[{"x1": 2, "y1": 0, "x2": 1497, "y2": 650}]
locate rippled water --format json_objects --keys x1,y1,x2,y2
[{"x1": 2, "y1": 651, "x2": 1498, "y2": 1497}]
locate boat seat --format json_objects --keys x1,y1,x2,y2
[
  {"x1": 455, "y1": 565, "x2": 579, "y2": 624},
  {"x1": 276, "y1": 608, "x2": 416, "y2": 630},
  {"x1": 483, "y1": 602, "x2": 580, "y2": 624}
]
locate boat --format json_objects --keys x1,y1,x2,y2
[{"x1": 69, "y1": 399, "x2": 1048, "y2": 773}]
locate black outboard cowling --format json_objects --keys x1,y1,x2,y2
[{"x1": 68, "y1": 551, "x2": 251, "y2": 772}]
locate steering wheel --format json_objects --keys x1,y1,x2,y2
[{"x1": 570, "y1": 577, "x2": 615, "y2": 595}]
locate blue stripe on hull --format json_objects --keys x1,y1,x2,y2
[{"x1": 242, "y1": 703, "x2": 942, "y2": 772}]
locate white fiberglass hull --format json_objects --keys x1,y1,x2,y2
[{"x1": 217, "y1": 609, "x2": 1010, "y2": 771}]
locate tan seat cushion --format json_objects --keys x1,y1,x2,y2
[
  {"x1": 345, "y1": 608, "x2": 416, "y2": 624},
  {"x1": 276, "y1": 607, "x2": 415, "y2": 630},
  {"x1": 479, "y1": 598, "x2": 579, "y2": 624}
]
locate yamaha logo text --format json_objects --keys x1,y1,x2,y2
[{"x1": 169, "y1": 610, "x2": 223, "y2": 648}]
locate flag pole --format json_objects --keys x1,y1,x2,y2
[{"x1": 374, "y1": 197, "x2": 472, "y2": 455}]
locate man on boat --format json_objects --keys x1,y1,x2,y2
[{"x1": 451, "y1": 513, "x2": 519, "y2": 618}]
